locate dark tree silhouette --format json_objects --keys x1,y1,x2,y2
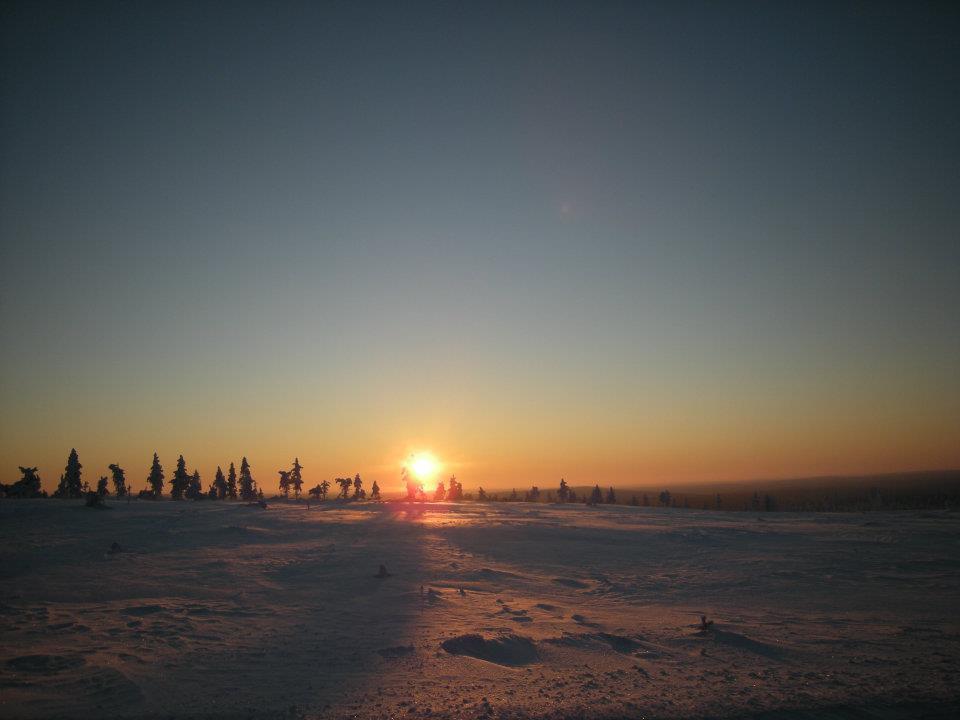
[
  {"x1": 54, "y1": 448, "x2": 83, "y2": 498},
  {"x1": 434, "y1": 481, "x2": 446, "y2": 502},
  {"x1": 207, "y1": 483, "x2": 217, "y2": 499},
  {"x1": 477, "y1": 486, "x2": 487, "y2": 501},
  {"x1": 370, "y1": 480, "x2": 381, "y2": 501},
  {"x1": 309, "y1": 479, "x2": 331, "y2": 500},
  {"x1": 147, "y1": 453, "x2": 164, "y2": 498},
  {"x1": 714, "y1": 493, "x2": 722, "y2": 509},
  {"x1": 335, "y1": 476, "x2": 352, "y2": 499},
  {"x1": 352, "y1": 473, "x2": 363, "y2": 500},
  {"x1": 278, "y1": 469, "x2": 291, "y2": 497},
  {"x1": 2, "y1": 466, "x2": 44, "y2": 498},
  {"x1": 527, "y1": 486, "x2": 541, "y2": 502},
  {"x1": 213, "y1": 466, "x2": 227, "y2": 499},
  {"x1": 239, "y1": 457, "x2": 256, "y2": 500},
  {"x1": 186, "y1": 469, "x2": 202, "y2": 499},
  {"x1": 96, "y1": 476, "x2": 109, "y2": 496},
  {"x1": 169, "y1": 455, "x2": 189, "y2": 500},
  {"x1": 588, "y1": 484, "x2": 603, "y2": 506},
  {"x1": 509, "y1": 488, "x2": 518, "y2": 501},
  {"x1": 447, "y1": 475, "x2": 463, "y2": 501},
  {"x1": 291, "y1": 458, "x2": 303, "y2": 499},
  {"x1": 605, "y1": 486, "x2": 616, "y2": 504},
  {"x1": 226, "y1": 462, "x2": 238, "y2": 499},
  {"x1": 659, "y1": 490, "x2": 672, "y2": 507},
  {"x1": 108, "y1": 464, "x2": 127, "y2": 497},
  {"x1": 557, "y1": 478, "x2": 569, "y2": 503},
  {"x1": 629, "y1": 494, "x2": 639, "y2": 506}
]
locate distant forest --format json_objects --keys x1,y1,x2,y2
[{"x1": 2, "y1": 450, "x2": 959, "y2": 512}]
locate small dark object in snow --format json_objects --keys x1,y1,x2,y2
[
  {"x1": 258, "y1": 500, "x2": 268, "y2": 509},
  {"x1": 107, "y1": 542, "x2": 123, "y2": 555},
  {"x1": 374, "y1": 564, "x2": 391, "y2": 578},
  {"x1": 699, "y1": 615, "x2": 714, "y2": 631},
  {"x1": 458, "y1": 587, "x2": 466, "y2": 596}
]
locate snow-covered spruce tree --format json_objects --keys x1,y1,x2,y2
[
  {"x1": 226, "y1": 462, "x2": 238, "y2": 499},
  {"x1": 291, "y1": 458, "x2": 303, "y2": 498},
  {"x1": 370, "y1": 480, "x2": 380, "y2": 501},
  {"x1": 147, "y1": 453, "x2": 164, "y2": 498},
  {"x1": 605, "y1": 486, "x2": 616, "y2": 504},
  {"x1": 97, "y1": 476, "x2": 109, "y2": 496},
  {"x1": 239, "y1": 457, "x2": 256, "y2": 500},
  {"x1": 186, "y1": 469, "x2": 202, "y2": 499},
  {"x1": 213, "y1": 466, "x2": 227, "y2": 499},
  {"x1": 170, "y1": 455, "x2": 189, "y2": 499},
  {"x1": 54, "y1": 448, "x2": 83, "y2": 498},
  {"x1": 109, "y1": 464, "x2": 127, "y2": 497}
]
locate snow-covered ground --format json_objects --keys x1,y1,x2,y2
[{"x1": 1, "y1": 499, "x2": 958, "y2": 719}]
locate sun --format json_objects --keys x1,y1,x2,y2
[{"x1": 408, "y1": 452, "x2": 439, "y2": 481}]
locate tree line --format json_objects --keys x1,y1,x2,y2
[
  {"x1": 5, "y1": 450, "x2": 957, "y2": 512},
  {"x1": 0, "y1": 449, "x2": 383, "y2": 504}
]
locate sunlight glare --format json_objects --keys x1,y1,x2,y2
[{"x1": 409, "y1": 452, "x2": 439, "y2": 480}]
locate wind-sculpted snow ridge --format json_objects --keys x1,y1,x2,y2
[{"x1": 1, "y1": 500, "x2": 959, "y2": 719}]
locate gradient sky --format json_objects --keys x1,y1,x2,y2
[{"x1": 2, "y1": 1, "x2": 958, "y2": 495}]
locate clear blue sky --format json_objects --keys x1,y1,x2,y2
[{"x1": 2, "y1": 1, "x2": 958, "y2": 492}]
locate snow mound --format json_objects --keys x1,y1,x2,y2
[
  {"x1": 441, "y1": 633, "x2": 539, "y2": 666},
  {"x1": 6, "y1": 654, "x2": 85, "y2": 675}
]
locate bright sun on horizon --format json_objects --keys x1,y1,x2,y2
[{"x1": 408, "y1": 452, "x2": 440, "y2": 481}]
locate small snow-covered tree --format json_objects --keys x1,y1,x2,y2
[
  {"x1": 588, "y1": 485, "x2": 602, "y2": 506},
  {"x1": 370, "y1": 480, "x2": 381, "y2": 501},
  {"x1": 434, "y1": 481, "x2": 446, "y2": 501},
  {"x1": 186, "y1": 470, "x2": 202, "y2": 499},
  {"x1": 5, "y1": 466, "x2": 43, "y2": 498}
]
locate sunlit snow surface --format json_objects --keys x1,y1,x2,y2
[{"x1": 1, "y1": 500, "x2": 958, "y2": 718}]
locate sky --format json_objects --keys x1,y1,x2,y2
[{"x1": 1, "y1": 1, "x2": 958, "y2": 495}]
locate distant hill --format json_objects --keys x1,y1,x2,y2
[{"x1": 559, "y1": 469, "x2": 960, "y2": 511}]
